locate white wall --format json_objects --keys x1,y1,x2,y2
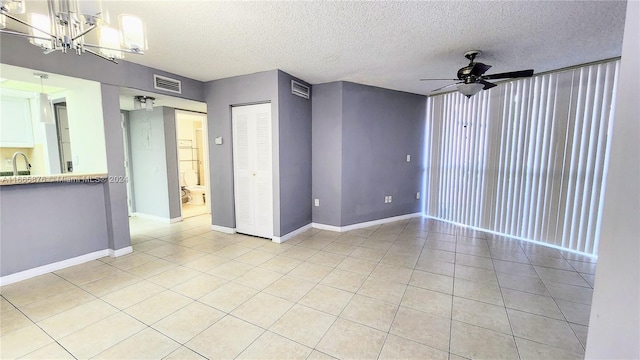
[
  {"x1": 585, "y1": 1, "x2": 640, "y2": 358},
  {"x1": 64, "y1": 82, "x2": 108, "y2": 173}
]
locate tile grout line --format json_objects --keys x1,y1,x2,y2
[
  {"x1": 1, "y1": 295, "x2": 78, "y2": 360},
  {"x1": 448, "y1": 225, "x2": 459, "y2": 359},
  {"x1": 4, "y1": 216, "x2": 593, "y2": 359},
  {"x1": 494, "y1": 236, "x2": 525, "y2": 360},
  {"x1": 374, "y1": 221, "x2": 412, "y2": 360},
  {"x1": 534, "y1": 256, "x2": 589, "y2": 354}
]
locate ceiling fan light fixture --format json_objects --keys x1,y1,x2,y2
[{"x1": 457, "y1": 83, "x2": 484, "y2": 98}]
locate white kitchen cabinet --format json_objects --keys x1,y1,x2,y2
[{"x1": 0, "y1": 96, "x2": 34, "y2": 148}]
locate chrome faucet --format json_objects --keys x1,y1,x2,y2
[{"x1": 12, "y1": 152, "x2": 31, "y2": 176}]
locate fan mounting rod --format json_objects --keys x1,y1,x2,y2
[{"x1": 464, "y1": 50, "x2": 481, "y2": 62}]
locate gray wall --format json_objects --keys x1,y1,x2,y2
[
  {"x1": 341, "y1": 82, "x2": 425, "y2": 225},
  {"x1": 101, "y1": 84, "x2": 131, "y2": 250},
  {"x1": 586, "y1": 0, "x2": 640, "y2": 357},
  {"x1": 312, "y1": 81, "x2": 426, "y2": 227},
  {"x1": 277, "y1": 71, "x2": 313, "y2": 234},
  {"x1": 128, "y1": 107, "x2": 180, "y2": 220},
  {"x1": 204, "y1": 70, "x2": 280, "y2": 234},
  {"x1": 0, "y1": 33, "x2": 206, "y2": 263},
  {"x1": 311, "y1": 82, "x2": 343, "y2": 226},
  {"x1": 0, "y1": 182, "x2": 109, "y2": 276},
  {"x1": 163, "y1": 107, "x2": 182, "y2": 219},
  {"x1": 0, "y1": 34, "x2": 204, "y2": 102}
]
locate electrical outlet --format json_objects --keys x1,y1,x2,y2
[
  {"x1": 416, "y1": 192, "x2": 421, "y2": 199},
  {"x1": 314, "y1": 198, "x2": 320, "y2": 207},
  {"x1": 406, "y1": 154, "x2": 411, "y2": 162}
]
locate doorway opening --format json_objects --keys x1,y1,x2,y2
[
  {"x1": 53, "y1": 101, "x2": 73, "y2": 173},
  {"x1": 176, "y1": 110, "x2": 210, "y2": 219},
  {"x1": 118, "y1": 87, "x2": 209, "y2": 224}
]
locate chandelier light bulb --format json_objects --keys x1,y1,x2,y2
[
  {"x1": 98, "y1": 26, "x2": 124, "y2": 59},
  {"x1": 0, "y1": 0, "x2": 147, "y2": 63},
  {"x1": 119, "y1": 14, "x2": 146, "y2": 51},
  {"x1": 27, "y1": 13, "x2": 53, "y2": 49}
]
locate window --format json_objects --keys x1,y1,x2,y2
[{"x1": 425, "y1": 60, "x2": 619, "y2": 256}]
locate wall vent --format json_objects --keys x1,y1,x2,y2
[
  {"x1": 291, "y1": 80, "x2": 310, "y2": 99},
  {"x1": 154, "y1": 74, "x2": 182, "y2": 94}
]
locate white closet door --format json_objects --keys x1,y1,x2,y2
[{"x1": 232, "y1": 103, "x2": 273, "y2": 238}]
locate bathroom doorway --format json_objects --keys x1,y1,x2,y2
[{"x1": 176, "y1": 110, "x2": 210, "y2": 218}]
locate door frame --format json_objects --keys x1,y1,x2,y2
[
  {"x1": 174, "y1": 109, "x2": 211, "y2": 217},
  {"x1": 121, "y1": 112, "x2": 133, "y2": 215}
]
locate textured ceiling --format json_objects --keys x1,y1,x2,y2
[{"x1": 16, "y1": 1, "x2": 628, "y2": 96}]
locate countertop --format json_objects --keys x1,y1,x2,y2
[{"x1": 0, "y1": 173, "x2": 108, "y2": 186}]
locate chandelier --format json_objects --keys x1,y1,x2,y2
[{"x1": 0, "y1": 0, "x2": 147, "y2": 63}]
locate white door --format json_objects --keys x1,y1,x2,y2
[{"x1": 232, "y1": 103, "x2": 273, "y2": 238}]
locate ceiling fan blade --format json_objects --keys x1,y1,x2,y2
[
  {"x1": 470, "y1": 62, "x2": 492, "y2": 77},
  {"x1": 483, "y1": 69, "x2": 534, "y2": 80},
  {"x1": 420, "y1": 78, "x2": 458, "y2": 81},
  {"x1": 430, "y1": 82, "x2": 462, "y2": 92},
  {"x1": 478, "y1": 79, "x2": 497, "y2": 90}
]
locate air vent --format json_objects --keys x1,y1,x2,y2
[
  {"x1": 154, "y1": 74, "x2": 182, "y2": 94},
  {"x1": 291, "y1": 80, "x2": 310, "y2": 99}
]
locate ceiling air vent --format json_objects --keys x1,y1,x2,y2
[
  {"x1": 154, "y1": 74, "x2": 182, "y2": 94},
  {"x1": 291, "y1": 80, "x2": 310, "y2": 99}
]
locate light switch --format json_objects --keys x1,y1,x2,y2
[
  {"x1": 416, "y1": 192, "x2": 421, "y2": 199},
  {"x1": 406, "y1": 154, "x2": 411, "y2": 162},
  {"x1": 214, "y1": 137, "x2": 223, "y2": 145},
  {"x1": 314, "y1": 199, "x2": 320, "y2": 207}
]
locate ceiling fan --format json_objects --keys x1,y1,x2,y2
[{"x1": 420, "y1": 50, "x2": 534, "y2": 98}]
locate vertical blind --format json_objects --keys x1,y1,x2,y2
[{"x1": 424, "y1": 60, "x2": 619, "y2": 256}]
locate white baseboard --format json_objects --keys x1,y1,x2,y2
[
  {"x1": 424, "y1": 215, "x2": 598, "y2": 259},
  {"x1": 311, "y1": 223, "x2": 342, "y2": 232},
  {"x1": 211, "y1": 225, "x2": 236, "y2": 234},
  {"x1": 272, "y1": 223, "x2": 313, "y2": 243},
  {"x1": 109, "y1": 246, "x2": 133, "y2": 257},
  {"x1": 132, "y1": 213, "x2": 181, "y2": 224},
  {"x1": 0, "y1": 249, "x2": 110, "y2": 286},
  {"x1": 312, "y1": 212, "x2": 422, "y2": 233}
]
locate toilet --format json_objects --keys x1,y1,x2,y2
[{"x1": 183, "y1": 169, "x2": 205, "y2": 205}]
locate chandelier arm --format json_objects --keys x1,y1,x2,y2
[
  {"x1": 0, "y1": 10, "x2": 57, "y2": 38},
  {"x1": 83, "y1": 47, "x2": 118, "y2": 64},
  {"x1": 71, "y1": 24, "x2": 97, "y2": 41},
  {"x1": 83, "y1": 43, "x2": 145, "y2": 55},
  {"x1": 0, "y1": 29, "x2": 53, "y2": 42}
]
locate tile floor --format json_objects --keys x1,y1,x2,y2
[
  {"x1": 181, "y1": 203, "x2": 208, "y2": 219},
  {"x1": 0, "y1": 215, "x2": 596, "y2": 359}
]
